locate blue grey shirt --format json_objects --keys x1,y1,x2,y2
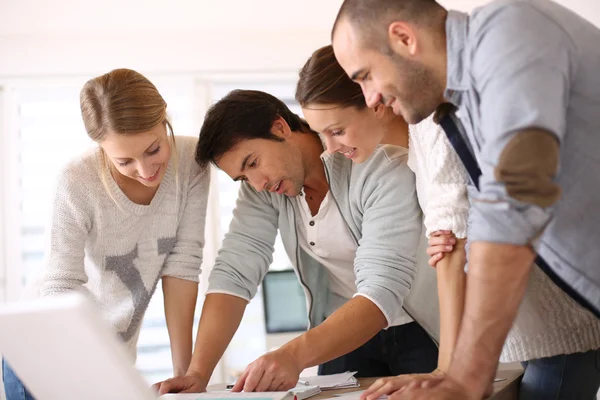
[{"x1": 445, "y1": 0, "x2": 600, "y2": 308}]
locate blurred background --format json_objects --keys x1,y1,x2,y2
[{"x1": 0, "y1": 0, "x2": 598, "y2": 397}]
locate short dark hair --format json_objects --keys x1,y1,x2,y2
[
  {"x1": 196, "y1": 90, "x2": 310, "y2": 167},
  {"x1": 332, "y1": 0, "x2": 442, "y2": 44},
  {"x1": 296, "y1": 45, "x2": 366, "y2": 110}
]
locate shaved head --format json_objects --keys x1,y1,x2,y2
[{"x1": 332, "y1": 0, "x2": 443, "y2": 48}]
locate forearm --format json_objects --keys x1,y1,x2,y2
[
  {"x1": 448, "y1": 242, "x2": 535, "y2": 396},
  {"x1": 186, "y1": 293, "x2": 248, "y2": 384},
  {"x1": 436, "y1": 239, "x2": 467, "y2": 372},
  {"x1": 163, "y1": 277, "x2": 199, "y2": 376},
  {"x1": 281, "y1": 296, "x2": 387, "y2": 369}
]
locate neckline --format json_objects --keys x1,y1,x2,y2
[{"x1": 106, "y1": 155, "x2": 175, "y2": 215}]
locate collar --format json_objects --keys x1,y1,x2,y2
[{"x1": 444, "y1": 10, "x2": 470, "y2": 107}]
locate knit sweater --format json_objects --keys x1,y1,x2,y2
[
  {"x1": 409, "y1": 118, "x2": 600, "y2": 362},
  {"x1": 408, "y1": 117, "x2": 470, "y2": 239},
  {"x1": 35, "y1": 135, "x2": 209, "y2": 358}
]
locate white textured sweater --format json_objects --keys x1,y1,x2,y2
[
  {"x1": 34, "y1": 135, "x2": 209, "y2": 357},
  {"x1": 408, "y1": 117, "x2": 470, "y2": 239},
  {"x1": 408, "y1": 117, "x2": 600, "y2": 362}
]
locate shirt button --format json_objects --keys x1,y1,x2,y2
[
  {"x1": 310, "y1": 242, "x2": 315, "y2": 246},
  {"x1": 309, "y1": 221, "x2": 315, "y2": 226}
]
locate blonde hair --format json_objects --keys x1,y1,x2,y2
[{"x1": 79, "y1": 68, "x2": 178, "y2": 205}]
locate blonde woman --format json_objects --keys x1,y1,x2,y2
[{"x1": 2, "y1": 69, "x2": 210, "y2": 400}]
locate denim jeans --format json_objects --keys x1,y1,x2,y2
[
  {"x1": 318, "y1": 321, "x2": 439, "y2": 377},
  {"x1": 2, "y1": 359, "x2": 36, "y2": 400},
  {"x1": 520, "y1": 349, "x2": 600, "y2": 400}
]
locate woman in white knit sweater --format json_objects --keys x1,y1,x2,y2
[
  {"x1": 295, "y1": 45, "x2": 600, "y2": 399},
  {"x1": 2, "y1": 69, "x2": 210, "y2": 400}
]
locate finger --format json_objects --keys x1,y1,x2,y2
[
  {"x1": 254, "y1": 370, "x2": 276, "y2": 392},
  {"x1": 156, "y1": 379, "x2": 180, "y2": 395},
  {"x1": 367, "y1": 379, "x2": 406, "y2": 400},
  {"x1": 275, "y1": 381, "x2": 289, "y2": 392},
  {"x1": 151, "y1": 381, "x2": 162, "y2": 393},
  {"x1": 361, "y1": 378, "x2": 389, "y2": 399},
  {"x1": 431, "y1": 230, "x2": 452, "y2": 236},
  {"x1": 428, "y1": 253, "x2": 444, "y2": 267},
  {"x1": 428, "y1": 235, "x2": 456, "y2": 246},
  {"x1": 232, "y1": 370, "x2": 250, "y2": 392},
  {"x1": 426, "y1": 245, "x2": 451, "y2": 257},
  {"x1": 243, "y1": 366, "x2": 266, "y2": 392}
]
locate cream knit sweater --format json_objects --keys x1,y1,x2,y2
[
  {"x1": 34, "y1": 135, "x2": 209, "y2": 357},
  {"x1": 408, "y1": 117, "x2": 600, "y2": 362}
]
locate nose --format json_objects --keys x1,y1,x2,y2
[
  {"x1": 246, "y1": 170, "x2": 269, "y2": 192},
  {"x1": 323, "y1": 135, "x2": 341, "y2": 154},
  {"x1": 362, "y1": 85, "x2": 382, "y2": 109},
  {"x1": 137, "y1": 162, "x2": 156, "y2": 179}
]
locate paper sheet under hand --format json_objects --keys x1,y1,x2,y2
[{"x1": 298, "y1": 371, "x2": 360, "y2": 390}]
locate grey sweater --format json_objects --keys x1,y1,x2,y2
[{"x1": 207, "y1": 145, "x2": 440, "y2": 340}]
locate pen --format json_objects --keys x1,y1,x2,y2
[{"x1": 298, "y1": 380, "x2": 310, "y2": 386}]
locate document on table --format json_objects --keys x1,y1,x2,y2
[{"x1": 297, "y1": 371, "x2": 360, "y2": 390}]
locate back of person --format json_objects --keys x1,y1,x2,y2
[{"x1": 466, "y1": 0, "x2": 600, "y2": 313}]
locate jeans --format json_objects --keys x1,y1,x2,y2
[
  {"x1": 520, "y1": 349, "x2": 600, "y2": 400},
  {"x1": 318, "y1": 321, "x2": 439, "y2": 377},
  {"x1": 2, "y1": 359, "x2": 36, "y2": 400}
]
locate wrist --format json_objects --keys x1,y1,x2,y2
[
  {"x1": 279, "y1": 340, "x2": 306, "y2": 371},
  {"x1": 185, "y1": 367, "x2": 211, "y2": 385}
]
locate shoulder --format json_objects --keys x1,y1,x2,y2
[
  {"x1": 352, "y1": 145, "x2": 415, "y2": 190},
  {"x1": 56, "y1": 149, "x2": 102, "y2": 193},
  {"x1": 172, "y1": 135, "x2": 210, "y2": 183},
  {"x1": 470, "y1": 0, "x2": 561, "y2": 40}
]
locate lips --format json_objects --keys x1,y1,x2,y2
[
  {"x1": 139, "y1": 167, "x2": 161, "y2": 182},
  {"x1": 340, "y1": 148, "x2": 356, "y2": 159},
  {"x1": 269, "y1": 180, "x2": 283, "y2": 194}
]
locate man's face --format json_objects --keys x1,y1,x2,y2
[
  {"x1": 333, "y1": 18, "x2": 444, "y2": 124},
  {"x1": 216, "y1": 123, "x2": 306, "y2": 197}
]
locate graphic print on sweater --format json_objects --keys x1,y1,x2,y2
[{"x1": 105, "y1": 237, "x2": 177, "y2": 341}]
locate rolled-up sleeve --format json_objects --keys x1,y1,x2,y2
[
  {"x1": 353, "y1": 151, "x2": 423, "y2": 326},
  {"x1": 468, "y1": 4, "x2": 573, "y2": 246}
]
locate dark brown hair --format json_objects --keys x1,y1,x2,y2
[
  {"x1": 296, "y1": 45, "x2": 366, "y2": 110},
  {"x1": 196, "y1": 90, "x2": 311, "y2": 167}
]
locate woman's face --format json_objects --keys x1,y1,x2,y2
[
  {"x1": 100, "y1": 123, "x2": 172, "y2": 188},
  {"x1": 302, "y1": 104, "x2": 384, "y2": 163}
]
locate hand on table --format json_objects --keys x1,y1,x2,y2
[
  {"x1": 232, "y1": 348, "x2": 302, "y2": 392},
  {"x1": 152, "y1": 372, "x2": 208, "y2": 395}
]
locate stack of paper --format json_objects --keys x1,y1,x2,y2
[{"x1": 298, "y1": 371, "x2": 360, "y2": 390}]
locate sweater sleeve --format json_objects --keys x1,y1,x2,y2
[
  {"x1": 206, "y1": 182, "x2": 279, "y2": 301},
  {"x1": 352, "y1": 147, "x2": 423, "y2": 327},
  {"x1": 412, "y1": 118, "x2": 470, "y2": 238},
  {"x1": 40, "y1": 163, "x2": 93, "y2": 296},
  {"x1": 161, "y1": 162, "x2": 210, "y2": 282}
]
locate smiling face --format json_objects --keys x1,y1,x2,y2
[
  {"x1": 302, "y1": 104, "x2": 384, "y2": 163},
  {"x1": 100, "y1": 123, "x2": 171, "y2": 188},
  {"x1": 215, "y1": 119, "x2": 306, "y2": 197},
  {"x1": 332, "y1": 17, "x2": 445, "y2": 124}
]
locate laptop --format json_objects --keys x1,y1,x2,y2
[{"x1": 0, "y1": 293, "x2": 198, "y2": 400}]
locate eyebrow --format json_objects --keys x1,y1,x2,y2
[
  {"x1": 233, "y1": 154, "x2": 253, "y2": 181},
  {"x1": 114, "y1": 139, "x2": 160, "y2": 161}
]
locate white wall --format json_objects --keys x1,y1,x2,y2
[{"x1": 1, "y1": 0, "x2": 599, "y2": 78}]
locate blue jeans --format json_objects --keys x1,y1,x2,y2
[
  {"x1": 318, "y1": 321, "x2": 439, "y2": 377},
  {"x1": 520, "y1": 349, "x2": 600, "y2": 400},
  {"x1": 2, "y1": 359, "x2": 36, "y2": 400}
]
